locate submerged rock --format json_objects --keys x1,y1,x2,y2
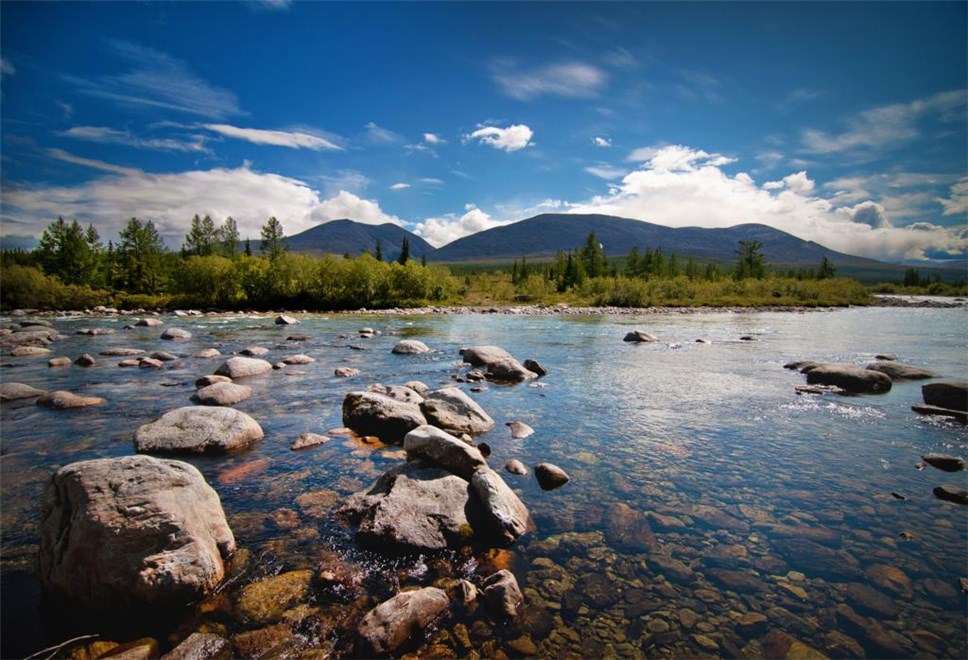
[
  {"x1": 214, "y1": 356, "x2": 273, "y2": 379},
  {"x1": 134, "y1": 406, "x2": 263, "y2": 455},
  {"x1": 805, "y1": 364, "x2": 892, "y2": 393},
  {"x1": 623, "y1": 330, "x2": 658, "y2": 343},
  {"x1": 392, "y1": 340, "x2": 431, "y2": 354},
  {"x1": 534, "y1": 463, "x2": 570, "y2": 490},
  {"x1": 921, "y1": 453, "x2": 966, "y2": 472},
  {"x1": 421, "y1": 387, "x2": 495, "y2": 435},
  {"x1": 236, "y1": 569, "x2": 314, "y2": 624},
  {"x1": 163, "y1": 633, "x2": 231, "y2": 660},
  {"x1": 482, "y1": 570, "x2": 523, "y2": 619},
  {"x1": 37, "y1": 390, "x2": 105, "y2": 409},
  {"x1": 357, "y1": 587, "x2": 449, "y2": 656},
  {"x1": 342, "y1": 391, "x2": 427, "y2": 443},
  {"x1": 865, "y1": 361, "x2": 940, "y2": 380},
  {"x1": 933, "y1": 485, "x2": 968, "y2": 505},
  {"x1": 921, "y1": 381, "x2": 968, "y2": 412},
  {"x1": 37, "y1": 455, "x2": 235, "y2": 610},
  {"x1": 0, "y1": 382, "x2": 46, "y2": 401}
]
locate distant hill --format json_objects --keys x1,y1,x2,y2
[{"x1": 280, "y1": 219, "x2": 434, "y2": 262}]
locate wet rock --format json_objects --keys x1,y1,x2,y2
[
  {"x1": 119, "y1": 359, "x2": 141, "y2": 368},
  {"x1": 421, "y1": 387, "x2": 495, "y2": 435},
  {"x1": 686, "y1": 504, "x2": 749, "y2": 533},
  {"x1": 37, "y1": 390, "x2": 105, "y2": 409},
  {"x1": 702, "y1": 543, "x2": 750, "y2": 568},
  {"x1": 933, "y1": 484, "x2": 968, "y2": 505},
  {"x1": 646, "y1": 512, "x2": 688, "y2": 531},
  {"x1": 482, "y1": 569, "x2": 523, "y2": 618},
  {"x1": 404, "y1": 425, "x2": 486, "y2": 480},
  {"x1": 48, "y1": 356, "x2": 71, "y2": 367},
  {"x1": 704, "y1": 568, "x2": 765, "y2": 594},
  {"x1": 192, "y1": 348, "x2": 221, "y2": 359},
  {"x1": 402, "y1": 380, "x2": 429, "y2": 395},
  {"x1": 471, "y1": 468, "x2": 532, "y2": 544},
  {"x1": 342, "y1": 391, "x2": 427, "y2": 443},
  {"x1": 834, "y1": 604, "x2": 907, "y2": 657},
  {"x1": 381, "y1": 385, "x2": 424, "y2": 404},
  {"x1": 862, "y1": 565, "x2": 912, "y2": 599},
  {"x1": 735, "y1": 612, "x2": 768, "y2": 638},
  {"x1": 506, "y1": 421, "x2": 535, "y2": 439},
  {"x1": 135, "y1": 318, "x2": 164, "y2": 328},
  {"x1": 138, "y1": 357, "x2": 164, "y2": 369},
  {"x1": 335, "y1": 367, "x2": 360, "y2": 377},
  {"x1": 578, "y1": 572, "x2": 618, "y2": 608},
  {"x1": 74, "y1": 353, "x2": 97, "y2": 366},
  {"x1": 604, "y1": 503, "x2": 656, "y2": 552},
  {"x1": 648, "y1": 553, "x2": 695, "y2": 583},
  {"x1": 38, "y1": 455, "x2": 235, "y2": 610},
  {"x1": 865, "y1": 361, "x2": 939, "y2": 380},
  {"x1": 231, "y1": 623, "x2": 294, "y2": 658},
  {"x1": 921, "y1": 381, "x2": 967, "y2": 411},
  {"x1": 295, "y1": 490, "x2": 338, "y2": 518},
  {"x1": 505, "y1": 459, "x2": 528, "y2": 475},
  {"x1": 291, "y1": 432, "x2": 329, "y2": 450},
  {"x1": 100, "y1": 348, "x2": 147, "y2": 357},
  {"x1": 282, "y1": 354, "x2": 315, "y2": 365},
  {"x1": 875, "y1": 353, "x2": 897, "y2": 361},
  {"x1": 162, "y1": 632, "x2": 231, "y2": 660},
  {"x1": 98, "y1": 637, "x2": 159, "y2": 659},
  {"x1": 275, "y1": 314, "x2": 299, "y2": 325},
  {"x1": 161, "y1": 327, "x2": 192, "y2": 340},
  {"x1": 357, "y1": 587, "x2": 450, "y2": 655},
  {"x1": 11, "y1": 345, "x2": 52, "y2": 356},
  {"x1": 150, "y1": 351, "x2": 178, "y2": 362},
  {"x1": 805, "y1": 364, "x2": 892, "y2": 393},
  {"x1": 392, "y1": 339, "x2": 431, "y2": 354},
  {"x1": 460, "y1": 346, "x2": 536, "y2": 383},
  {"x1": 911, "y1": 404, "x2": 967, "y2": 421},
  {"x1": 76, "y1": 328, "x2": 116, "y2": 336},
  {"x1": 822, "y1": 631, "x2": 865, "y2": 659},
  {"x1": 240, "y1": 346, "x2": 269, "y2": 357},
  {"x1": 534, "y1": 463, "x2": 570, "y2": 490},
  {"x1": 214, "y1": 356, "x2": 272, "y2": 379},
  {"x1": 762, "y1": 630, "x2": 825, "y2": 660},
  {"x1": 846, "y1": 582, "x2": 899, "y2": 618},
  {"x1": 134, "y1": 406, "x2": 263, "y2": 455},
  {"x1": 236, "y1": 569, "x2": 314, "y2": 624},
  {"x1": 0, "y1": 382, "x2": 46, "y2": 401},
  {"x1": 506, "y1": 635, "x2": 538, "y2": 656},
  {"x1": 921, "y1": 453, "x2": 966, "y2": 472},
  {"x1": 523, "y1": 359, "x2": 547, "y2": 377},
  {"x1": 195, "y1": 375, "x2": 232, "y2": 388},
  {"x1": 773, "y1": 538, "x2": 861, "y2": 580},
  {"x1": 623, "y1": 330, "x2": 658, "y2": 342}
]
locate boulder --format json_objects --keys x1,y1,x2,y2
[
  {"x1": 783, "y1": 360, "x2": 822, "y2": 371},
  {"x1": 10, "y1": 346, "x2": 52, "y2": 356},
  {"x1": 385, "y1": 385, "x2": 425, "y2": 404},
  {"x1": 392, "y1": 340, "x2": 431, "y2": 355},
  {"x1": 240, "y1": 346, "x2": 269, "y2": 357},
  {"x1": 282, "y1": 354, "x2": 315, "y2": 365},
  {"x1": 623, "y1": 330, "x2": 658, "y2": 343},
  {"x1": 506, "y1": 421, "x2": 534, "y2": 439},
  {"x1": 139, "y1": 357, "x2": 164, "y2": 369},
  {"x1": 335, "y1": 367, "x2": 360, "y2": 377},
  {"x1": 162, "y1": 633, "x2": 231, "y2": 660},
  {"x1": 933, "y1": 485, "x2": 968, "y2": 505},
  {"x1": 135, "y1": 318, "x2": 164, "y2": 327},
  {"x1": 404, "y1": 425, "x2": 487, "y2": 480},
  {"x1": 505, "y1": 459, "x2": 528, "y2": 475},
  {"x1": 523, "y1": 359, "x2": 548, "y2": 377},
  {"x1": 37, "y1": 455, "x2": 235, "y2": 610},
  {"x1": 37, "y1": 390, "x2": 105, "y2": 409},
  {"x1": 357, "y1": 587, "x2": 449, "y2": 656},
  {"x1": 460, "y1": 346, "x2": 536, "y2": 383},
  {"x1": 161, "y1": 328, "x2": 192, "y2": 340},
  {"x1": 921, "y1": 381, "x2": 968, "y2": 412},
  {"x1": 191, "y1": 382, "x2": 253, "y2": 406},
  {"x1": 420, "y1": 387, "x2": 495, "y2": 435},
  {"x1": 291, "y1": 432, "x2": 329, "y2": 450},
  {"x1": 119, "y1": 359, "x2": 141, "y2": 368},
  {"x1": 534, "y1": 463, "x2": 570, "y2": 490},
  {"x1": 196, "y1": 375, "x2": 232, "y2": 388},
  {"x1": 805, "y1": 365, "x2": 892, "y2": 393},
  {"x1": 134, "y1": 406, "x2": 263, "y2": 455},
  {"x1": 921, "y1": 453, "x2": 966, "y2": 472},
  {"x1": 275, "y1": 314, "x2": 299, "y2": 325},
  {"x1": 150, "y1": 351, "x2": 178, "y2": 362},
  {"x1": 481, "y1": 570, "x2": 523, "y2": 618},
  {"x1": 74, "y1": 353, "x2": 96, "y2": 367},
  {"x1": 865, "y1": 361, "x2": 940, "y2": 380},
  {"x1": 342, "y1": 391, "x2": 427, "y2": 443},
  {"x1": 214, "y1": 356, "x2": 273, "y2": 379},
  {"x1": 48, "y1": 357, "x2": 71, "y2": 367},
  {"x1": 0, "y1": 382, "x2": 46, "y2": 401},
  {"x1": 192, "y1": 348, "x2": 221, "y2": 359},
  {"x1": 471, "y1": 468, "x2": 532, "y2": 544}
]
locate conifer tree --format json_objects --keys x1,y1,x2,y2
[{"x1": 397, "y1": 237, "x2": 410, "y2": 265}]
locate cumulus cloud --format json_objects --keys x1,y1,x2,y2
[
  {"x1": 938, "y1": 179, "x2": 968, "y2": 217},
  {"x1": 423, "y1": 133, "x2": 446, "y2": 145},
  {"x1": 307, "y1": 190, "x2": 402, "y2": 226},
  {"x1": 464, "y1": 124, "x2": 534, "y2": 152},
  {"x1": 60, "y1": 125, "x2": 208, "y2": 152},
  {"x1": 493, "y1": 61, "x2": 607, "y2": 101},
  {"x1": 413, "y1": 204, "x2": 511, "y2": 247},
  {"x1": 593, "y1": 136, "x2": 612, "y2": 148},
  {"x1": 568, "y1": 144, "x2": 967, "y2": 263},
  {"x1": 203, "y1": 124, "x2": 343, "y2": 150},
  {"x1": 389, "y1": 183, "x2": 410, "y2": 190}
]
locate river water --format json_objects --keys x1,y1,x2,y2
[{"x1": 1, "y1": 306, "x2": 966, "y2": 658}]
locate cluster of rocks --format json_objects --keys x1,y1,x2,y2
[{"x1": 785, "y1": 355, "x2": 948, "y2": 395}]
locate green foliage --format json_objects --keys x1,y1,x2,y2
[
  {"x1": 172, "y1": 256, "x2": 243, "y2": 308},
  {"x1": 260, "y1": 216, "x2": 287, "y2": 261},
  {"x1": 118, "y1": 218, "x2": 167, "y2": 293},
  {"x1": 734, "y1": 240, "x2": 766, "y2": 280},
  {"x1": 817, "y1": 255, "x2": 836, "y2": 280},
  {"x1": 218, "y1": 216, "x2": 240, "y2": 258},
  {"x1": 0, "y1": 264, "x2": 110, "y2": 309},
  {"x1": 36, "y1": 217, "x2": 101, "y2": 286},
  {"x1": 182, "y1": 214, "x2": 218, "y2": 256},
  {"x1": 374, "y1": 239, "x2": 383, "y2": 262},
  {"x1": 397, "y1": 237, "x2": 410, "y2": 265}
]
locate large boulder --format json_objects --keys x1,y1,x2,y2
[
  {"x1": 460, "y1": 346, "x2": 536, "y2": 383},
  {"x1": 37, "y1": 455, "x2": 235, "y2": 610},
  {"x1": 922, "y1": 381, "x2": 968, "y2": 412},
  {"x1": 471, "y1": 468, "x2": 532, "y2": 544},
  {"x1": 214, "y1": 356, "x2": 273, "y2": 379},
  {"x1": 392, "y1": 340, "x2": 431, "y2": 355},
  {"x1": 161, "y1": 327, "x2": 192, "y2": 341},
  {"x1": 420, "y1": 387, "x2": 495, "y2": 435},
  {"x1": 805, "y1": 365, "x2": 892, "y2": 393},
  {"x1": 191, "y1": 382, "x2": 253, "y2": 406},
  {"x1": 342, "y1": 391, "x2": 427, "y2": 442},
  {"x1": 134, "y1": 406, "x2": 264, "y2": 455},
  {"x1": 0, "y1": 382, "x2": 46, "y2": 402},
  {"x1": 357, "y1": 587, "x2": 450, "y2": 656},
  {"x1": 865, "y1": 361, "x2": 940, "y2": 380},
  {"x1": 404, "y1": 425, "x2": 487, "y2": 481}
]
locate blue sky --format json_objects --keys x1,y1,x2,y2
[{"x1": 1, "y1": 1, "x2": 965, "y2": 264}]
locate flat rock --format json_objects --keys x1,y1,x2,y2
[
  {"x1": 933, "y1": 485, "x2": 968, "y2": 505},
  {"x1": 139, "y1": 357, "x2": 163, "y2": 369},
  {"x1": 150, "y1": 351, "x2": 178, "y2": 361},
  {"x1": 240, "y1": 346, "x2": 269, "y2": 357},
  {"x1": 162, "y1": 633, "x2": 231, "y2": 660},
  {"x1": 912, "y1": 404, "x2": 968, "y2": 421},
  {"x1": 921, "y1": 453, "x2": 966, "y2": 472},
  {"x1": 275, "y1": 314, "x2": 299, "y2": 325},
  {"x1": 291, "y1": 432, "x2": 329, "y2": 450},
  {"x1": 214, "y1": 356, "x2": 273, "y2": 379},
  {"x1": 192, "y1": 348, "x2": 221, "y2": 359},
  {"x1": 191, "y1": 382, "x2": 252, "y2": 406},
  {"x1": 76, "y1": 328, "x2": 116, "y2": 336},
  {"x1": 134, "y1": 406, "x2": 263, "y2": 455},
  {"x1": 648, "y1": 554, "x2": 696, "y2": 583},
  {"x1": 135, "y1": 318, "x2": 164, "y2": 327},
  {"x1": 404, "y1": 425, "x2": 486, "y2": 480},
  {"x1": 471, "y1": 467, "x2": 533, "y2": 544},
  {"x1": 624, "y1": 330, "x2": 658, "y2": 342},
  {"x1": 921, "y1": 381, "x2": 968, "y2": 412},
  {"x1": 421, "y1": 387, "x2": 495, "y2": 435},
  {"x1": 342, "y1": 391, "x2": 427, "y2": 443},
  {"x1": 48, "y1": 357, "x2": 71, "y2": 367},
  {"x1": 357, "y1": 587, "x2": 449, "y2": 656},
  {"x1": 161, "y1": 328, "x2": 192, "y2": 340},
  {"x1": 534, "y1": 463, "x2": 570, "y2": 490},
  {"x1": 505, "y1": 459, "x2": 528, "y2": 475},
  {"x1": 392, "y1": 340, "x2": 431, "y2": 354},
  {"x1": 335, "y1": 367, "x2": 360, "y2": 377},
  {"x1": 704, "y1": 568, "x2": 765, "y2": 594},
  {"x1": 100, "y1": 348, "x2": 146, "y2": 356},
  {"x1": 506, "y1": 421, "x2": 535, "y2": 439},
  {"x1": 282, "y1": 354, "x2": 315, "y2": 365},
  {"x1": 865, "y1": 361, "x2": 940, "y2": 380},
  {"x1": 805, "y1": 364, "x2": 892, "y2": 393},
  {"x1": 236, "y1": 569, "x2": 314, "y2": 624},
  {"x1": 37, "y1": 455, "x2": 235, "y2": 609},
  {"x1": 1, "y1": 382, "x2": 46, "y2": 401},
  {"x1": 37, "y1": 390, "x2": 105, "y2": 409},
  {"x1": 10, "y1": 346, "x2": 52, "y2": 356},
  {"x1": 846, "y1": 582, "x2": 900, "y2": 618}
]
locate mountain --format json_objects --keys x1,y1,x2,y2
[{"x1": 283, "y1": 219, "x2": 434, "y2": 262}]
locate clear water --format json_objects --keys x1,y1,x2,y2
[{"x1": 2, "y1": 307, "x2": 966, "y2": 657}]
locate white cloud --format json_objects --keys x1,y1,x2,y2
[
  {"x1": 365, "y1": 122, "x2": 404, "y2": 145},
  {"x1": 938, "y1": 179, "x2": 968, "y2": 217},
  {"x1": 493, "y1": 61, "x2": 607, "y2": 101},
  {"x1": 423, "y1": 133, "x2": 446, "y2": 145},
  {"x1": 316, "y1": 169, "x2": 370, "y2": 198},
  {"x1": 307, "y1": 190, "x2": 402, "y2": 226},
  {"x1": 390, "y1": 183, "x2": 411, "y2": 191},
  {"x1": 0, "y1": 57, "x2": 14, "y2": 78},
  {"x1": 568, "y1": 144, "x2": 967, "y2": 263},
  {"x1": 413, "y1": 204, "x2": 512, "y2": 247},
  {"x1": 585, "y1": 164, "x2": 627, "y2": 180},
  {"x1": 593, "y1": 137, "x2": 612, "y2": 148},
  {"x1": 464, "y1": 124, "x2": 534, "y2": 152},
  {"x1": 60, "y1": 125, "x2": 209, "y2": 152},
  {"x1": 418, "y1": 177, "x2": 444, "y2": 185},
  {"x1": 203, "y1": 124, "x2": 343, "y2": 150},
  {"x1": 46, "y1": 148, "x2": 143, "y2": 177}
]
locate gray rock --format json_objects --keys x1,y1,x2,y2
[
  {"x1": 214, "y1": 356, "x2": 273, "y2": 379},
  {"x1": 922, "y1": 453, "x2": 966, "y2": 472},
  {"x1": 291, "y1": 432, "x2": 329, "y2": 451},
  {"x1": 275, "y1": 314, "x2": 299, "y2": 325},
  {"x1": 48, "y1": 357, "x2": 71, "y2": 367},
  {"x1": 196, "y1": 375, "x2": 232, "y2": 388},
  {"x1": 240, "y1": 346, "x2": 269, "y2": 357},
  {"x1": 162, "y1": 632, "x2": 231, "y2": 660},
  {"x1": 357, "y1": 587, "x2": 449, "y2": 656},
  {"x1": 933, "y1": 485, "x2": 968, "y2": 505},
  {"x1": 404, "y1": 425, "x2": 486, "y2": 480},
  {"x1": 404, "y1": 380, "x2": 430, "y2": 395},
  {"x1": 0, "y1": 382, "x2": 46, "y2": 401},
  {"x1": 37, "y1": 390, "x2": 105, "y2": 409},
  {"x1": 135, "y1": 318, "x2": 164, "y2": 328},
  {"x1": 392, "y1": 339, "x2": 431, "y2": 355},
  {"x1": 100, "y1": 348, "x2": 146, "y2": 356},
  {"x1": 385, "y1": 385, "x2": 425, "y2": 404},
  {"x1": 421, "y1": 387, "x2": 495, "y2": 435},
  {"x1": 922, "y1": 381, "x2": 968, "y2": 412},
  {"x1": 282, "y1": 354, "x2": 315, "y2": 365},
  {"x1": 805, "y1": 365, "x2": 892, "y2": 393},
  {"x1": 38, "y1": 455, "x2": 234, "y2": 610},
  {"x1": 74, "y1": 353, "x2": 96, "y2": 367},
  {"x1": 192, "y1": 348, "x2": 221, "y2": 359},
  {"x1": 335, "y1": 367, "x2": 360, "y2": 377},
  {"x1": 460, "y1": 346, "x2": 537, "y2": 383},
  {"x1": 523, "y1": 359, "x2": 548, "y2": 377},
  {"x1": 482, "y1": 570, "x2": 523, "y2": 618},
  {"x1": 865, "y1": 361, "x2": 940, "y2": 380},
  {"x1": 471, "y1": 468, "x2": 532, "y2": 544},
  {"x1": 191, "y1": 382, "x2": 253, "y2": 406},
  {"x1": 150, "y1": 351, "x2": 179, "y2": 362},
  {"x1": 138, "y1": 357, "x2": 164, "y2": 369},
  {"x1": 534, "y1": 463, "x2": 570, "y2": 490},
  {"x1": 118, "y1": 359, "x2": 141, "y2": 368},
  {"x1": 505, "y1": 459, "x2": 529, "y2": 475},
  {"x1": 161, "y1": 327, "x2": 193, "y2": 340},
  {"x1": 875, "y1": 353, "x2": 897, "y2": 361},
  {"x1": 624, "y1": 330, "x2": 658, "y2": 343},
  {"x1": 134, "y1": 406, "x2": 263, "y2": 455},
  {"x1": 506, "y1": 421, "x2": 535, "y2": 439},
  {"x1": 76, "y1": 328, "x2": 116, "y2": 336},
  {"x1": 10, "y1": 346, "x2": 51, "y2": 356},
  {"x1": 342, "y1": 391, "x2": 427, "y2": 443}
]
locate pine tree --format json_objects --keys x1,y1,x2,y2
[
  {"x1": 118, "y1": 218, "x2": 166, "y2": 293},
  {"x1": 734, "y1": 240, "x2": 766, "y2": 280},
  {"x1": 397, "y1": 237, "x2": 410, "y2": 265},
  {"x1": 817, "y1": 255, "x2": 836, "y2": 280},
  {"x1": 374, "y1": 239, "x2": 383, "y2": 262},
  {"x1": 260, "y1": 217, "x2": 287, "y2": 261},
  {"x1": 36, "y1": 217, "x2": 98, "y2": 286},
  {"x1": 183, "y1": 214, "x2": 218, "y2": 256},
  {"x1": 244, "y1": 238, "x2": 252, "y2": 257},
  {"x1": 218, "y1": 216, "x2": 240, "y2": 258}
]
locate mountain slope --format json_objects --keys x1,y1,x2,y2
[{"x1": 284, "y1": 219, "x2": 434, "y2": 261}]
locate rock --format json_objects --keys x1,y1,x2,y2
[
  {"x1": 48, "y1": 357, "x2": 71, "y2": 367},
  {"x1": 214, "y1": 356, "x2": 273, "y2": 379},
  {"x1": 161, "y1": 328, "x2": 192, "y2": 340},
  {"x1": 119, "y1": 359, "x2": 141, "y2": 368},
  {"x1": 460, "y1": 346, "x2": 536, "y2": 383},
  {"x1": 340, "y1": 462, "x2": 478, "y2": 551},
  {"x1": 192, "y1": 348, "x2": 221, "y2": 359},
  {"x1": 865, "y1": 361, "x2": 940, "y2": 380},
  {"x1": 316, "y1": 557, "x2": 365, "y2": 601},
  {"x1": 875, "y1": 353, "x2": 897, "y2": 360},
  {"x1": 805, "y1": 364, "x2": 892, "y2": 393},
  {"x1": 232, "y1": 624, "x2": 293, "y2": 658},
  {"x1": 100, "y1": 348, "x2": 147, "y2": 356},
  {"x1": 392, "y1": 340, "x2": 431, "y2": 354},
  {"x1": 240, "y1": 346, "x2": 269, "y2": 357},
  {"x1": 735, "y1": 612, "x2": 768, "y2": 638},
  {"x1": 138, "y1": 357, "x2": 163, "y2": 369},
  {"x1": 505, "y1": 459, "x2": 528, "y2": 475},
  {"x1": 341, "y1": 391, "x2": 427, "y2": 443},
  {"x1": 236, "y1": 569, "x2": 314, "y2": 624},
  {"x1": 282, "y1": 354, "x2": 314, "y2": 365},
  {"x1": 11, "y1": 346, "x2": 51, "y2": 356},
  {"x1": 704, "y1": 568, "x2": 765, "y2": 594},
  {"x1": 384, "y1": 384, "x2": 425, "y2": 404},
  {"x1": 37, "y1": 390, "x2": 105, "y2": 409},
  {"x1": 421, "y1": 387, "x2": 495, "y2": 435},
  {"x1": 291, "y1": 432, "x2": 329, "y2": 450},
  {"x1": 135, "y1": 318, "x2": 164, "y2": 328},
  {"x1": 921, "y1": 381, "x2": 967, "y2": 411},
  {"x1": 196, "y1": 375, "x2": 232, "y2": 388},
  {"x1": 470, "y1": 468, "x2": 532, "y2": 544},
  {"x1": 933, "y1": 485, "x2": 968, "y2": 505},
  {"x1": 404, "y1": 380, "x2": 430, "y2": 395},
  {"x1": 76, "y1": 328, "x2": 116, "y2": 336},
  {"x1": 191, "y1": 382, "x2": 252, "y2": 406},
  {"x1": 623, "y1": 330, "x2": 658, "y2": 342},
  {"x1": 523, "y1": 359, "x2": 547, "y2": 377},
  {"x1": 762, "y1": 630, "x2": 825, "y2": 660},
  {"x1": 783, "y1": 360, "x2": 822, "y2": 371},
  {"x1": 481, "y1": 570, "x2": 523, "y2": 618},
  {"x1": 287, "y1": 334, "x2": 310, "y2": 341},
  {"x1": 604, "y1": 502, "x2": 655, "y2": 552},
  {"x1": 275, "y1": 314, "x2": 299, "y2": 325},
  {"x1": 404, "y1": 425, "x2": 486, "y2": 480},
  {"x1": 912, "y1": 404, "x2": 968, "y2": 421},
  {"x1": 506, "y1": 636, "x2": 538, "y2": 656},
  {"x1": 162, "y1": 632, "x2": 231, "y2": 660},
  {"x1": 98, "y1": 638, "x2": 159, "y2": 659},
  {"x1": 357, "y1": 587, "x2": 449, "y2": 656},
  {"x1": 335, "y1": 367, "x2": 360, "y2": 377},
  {"x1": 150, "y1": 351, "x2": 178, "y2": 362},
  {"x1": 37, "y1": 455, "x2": 235, "y2": 609},
  {"x1": 773, "y1": 538, "x2": 861, "y2": 580},
  {"x1": 921, "y1": 453, "x2": 966, "y2": 472},
  {"x1": 74, "y1": 353, "x2": 96, "y2": 367},
  {"x1": 647, "y1": 554, "x2": 696, "y2": 583},
  {"x1": 0, "y1": 382, "x2": 46, "y2": 401},
  {"x1": 134, "y1": 406, "x2": 263, "y2": 455},
  {"x1": 506, "y1": 421, "x2": 534, "y2": 439},
  {"x1": 534, "y1": 463, "x2": 570, "y2": 490},
  {"x1": 846, "y1": 582, "x2": 900, "y2": 618}
]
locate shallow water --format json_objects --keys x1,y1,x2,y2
[{"x1": 1, "y1": 307, "x2": 966, "y2": 657}]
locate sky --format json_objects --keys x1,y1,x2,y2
[{"x1": 1, "y1": 1, "x2": 966, "y2": 265}]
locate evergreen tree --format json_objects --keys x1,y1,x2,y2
[
  {"x1": 817, "y1": 255, "x2": 836, "y2": 280},
  {"x1": 36, "y1": 217, "x2": 98, "y2": 286},
  {"x1": 374, "y1": 239, "x2": 383, "y2": 262},
  {"x1": 183, "y1": 214, "x2": 218, "y2": 256},
  {"x1": 626, "y1": 246, "x2": 640, "y2": 277},
  {"x1": 244, "y1": 238, "x2": 252, "y2": 257},
  {"x1": 218, "y1": 216, "x2": 240, "y2": 258},
  {"x1": 734, "y1": 240, "x2": 766, "y2": 280},
  {"x1": 580, "y1": 231, "x2": 608, "y2": 278},
  {"x1": 118, "y1": 218, "x2": 166, "y2": 293},
  {"x1": 903, "y1": 267, "x2": 921, "y2": 287},
  {"x1": 397, "y1": 237, "x2": 410, "y2": 265},
  {"x1": 420, "y1": 253, "x2": 427, "y2": 267},
  {"x1": 260, "y1": 216, "x2": 287, "y2": 261}
]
